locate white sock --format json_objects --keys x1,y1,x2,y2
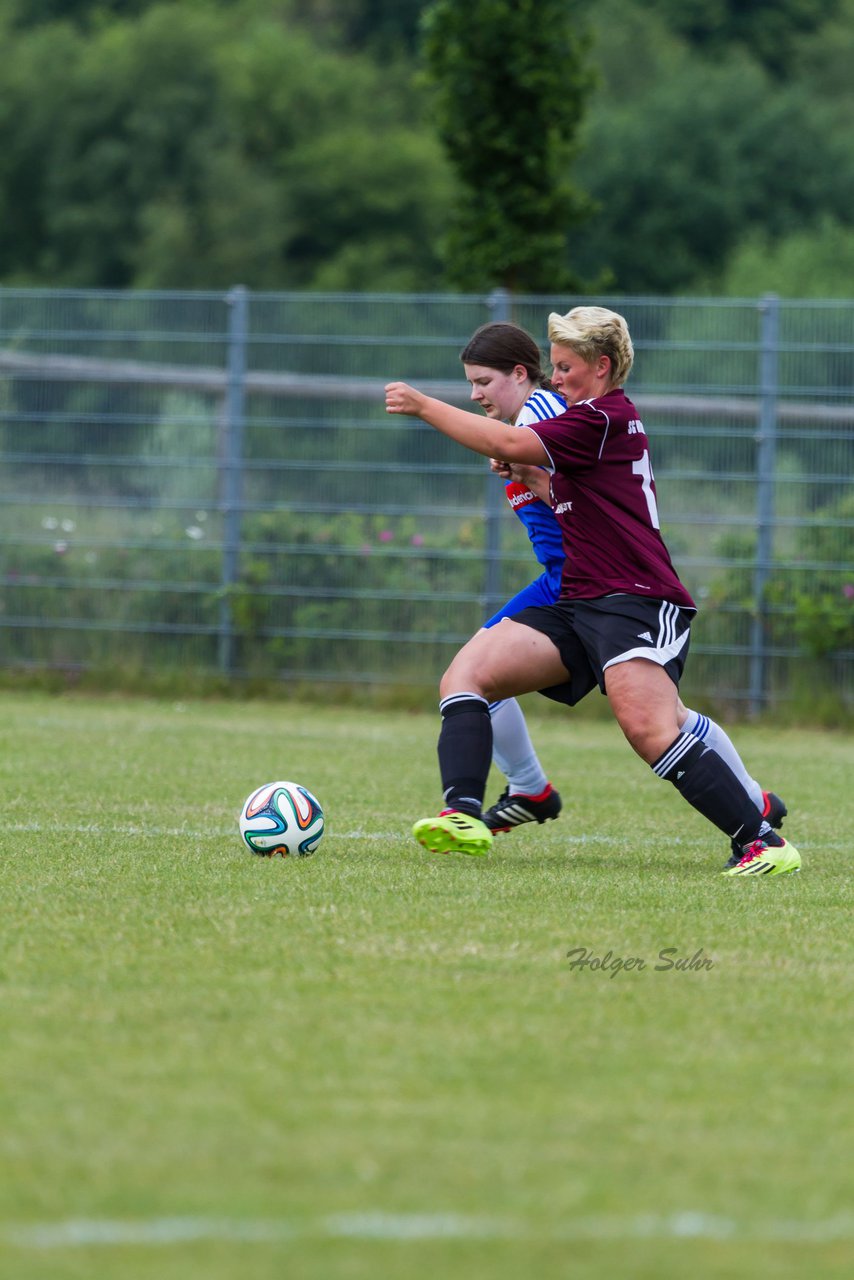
[
  {"x1": 680, "y1": 708, "x2": 764, "y2": 811},
  {"x1": 489, "y1": 698, "x2": 549, "y2": 796}
]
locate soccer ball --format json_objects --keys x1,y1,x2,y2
[{"x1": 238, "y1": 780, "x2": 325, "y2": 857}]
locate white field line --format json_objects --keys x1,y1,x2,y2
[
  {"x1": 4, "y1": 821, "x2": 637, "y2": 844},
  {"x1": 5, "y1": 822, "x2": 404, "y2": 840},
  {"x1": 5, "y1": 1211, "x2": 853, "y2": 1249},
  {"x1": 6, "y1": 821, "x2": 236, "y2": 839},
  {"x1": 5, "y1": 822, "x2": 833, "y2": 852}
]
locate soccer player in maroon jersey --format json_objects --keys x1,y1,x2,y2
[
  {"x1": 460, "y1": 320, "x2": 785, "y2": 842},
  {"x1": 385, "y1": 306, "x2": 800, "y2": 877}
]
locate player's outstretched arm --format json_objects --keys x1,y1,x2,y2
[{"x1": 384, "y1": 381, "x2": 548, "y2": 465}]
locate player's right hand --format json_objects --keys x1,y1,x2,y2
[{"x1": 385, "y1": 382, "x2": 426, "y2": 417}]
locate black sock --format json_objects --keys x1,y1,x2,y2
[
  {"x1": 652, "y1": 732, "x2": 765, "y2": 843},
  {"x1": 437, "y1": 693, "x2": 492, "y2": 817}
]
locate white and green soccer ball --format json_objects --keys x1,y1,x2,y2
[{"x1": 238, "y1": 780, "x2": 325, "y2": 857}]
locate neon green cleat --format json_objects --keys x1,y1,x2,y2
[
  {"x1": 721, "y1": 833, "x2": 801, "y2": 877},
  {"x1": 412, "y1": 811, "x2": 493, "y2": 857}
]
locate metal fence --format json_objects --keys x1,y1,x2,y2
[{"x1": 1, "y1": 286, "x2": 852, "y2": 712}]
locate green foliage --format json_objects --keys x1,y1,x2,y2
[
  {"x1": 421, "y1": 0, "x2": 596, "y2": 291},
  {"x1": 0, "y1": 0, "x2": 153, "y2": 26},
  {"x1": 645, "y1": 0, "x2": 836, "y2": 76},
  {"x1": 792, "y1": 0, "x2": 854, "y2": 95},
  {"x1": 0, "y1": 2, "x2": 450, "y2": 290},
  {"x1": 2, "y1": 0, "x2": 853, "y2": 296},
  {"x1": 706, "y1": 492, "x2": 854, "y2": 664},
  {"x1": 789, "y1": 590, "x2": 854, "y2": 658},
  {"x1": 708, "y1": 218, "x2": 854, "y2": 299},
  {"x1": 570, "y1": 0, "x2": 854, "y2": 293},
  {"x1": 0, "y1": 498, "x2": 500, "y2": 681},
  {"x1": 770, "y1": 494, "x2": 854, "y2": 659},
  {"x1": 292, "y1": 0, "x2": 427, "y2": 54},
  {"x1": 574, "y1": 44, "x2": 854, "y2": 293}
]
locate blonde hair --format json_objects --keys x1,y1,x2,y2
[{"x1": 547, "y1": 306, "x2": 634, "y2": 386}]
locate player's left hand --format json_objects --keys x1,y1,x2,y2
[{"x1": 385, "y1": 382, "x2": 426, "y2": 416}]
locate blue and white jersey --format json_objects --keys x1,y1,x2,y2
[{"x1": 503, "y1": 388, "x2": 566, "y2": 571}]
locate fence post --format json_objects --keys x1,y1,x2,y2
[
  {"x1": 482, "y1": 288, "x2": 512, "y2": 616},
  {"x1": 749, "y1": 293, "x2": 780, "y2": 715},
  {"x1": 219, "y1": 285, "x2": 248, "y2": 675}
]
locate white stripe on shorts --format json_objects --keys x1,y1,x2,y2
[{"x1": 602, "y1": 600, "x2": 689, "y2": 671}]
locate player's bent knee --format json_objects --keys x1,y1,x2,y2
[
  {"x1": 440, "y1": 646, "x2": 507, "y2": 700},
  {"x1": 619, "y1": 723, "x2": 656, "y2": 762},
  {"x1": 439, "y1": 660, "x2": 490, "y2": 700},
  {"x1": 440, "y1": 621, "x2": 537, "y2": 702},
  {"x1": 619, "y1": 719, "x2": 681, "y2": 764}
]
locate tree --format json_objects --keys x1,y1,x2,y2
[
  {"x1": 644, "y1": 0, "x2": 837, "y2": 77},
  {"x1": 570, "y1": 6, "x2": 854, "y2": 294},
  {"x1": 421, "y1": 0, "x2": 595, "y2": 292},
  {"x1": 0, "y1": 0, "x2": 154, "y2": 26},
  {"x1": 291, "y1": 0, "x2": 427, "y2": 54},
  {"x1": 711, "y1": 218, "x2": 854, "y2": 298},
  {"x1": 0, "y1": 1, "x2": 452, "y2": 289}
]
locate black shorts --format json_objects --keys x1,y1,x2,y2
[{"x1": 511, "y1": 594, "x2": 694, "y2": 707}]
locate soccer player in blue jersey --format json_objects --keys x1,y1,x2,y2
[
  {"x1": 458, "y1": 322, "x2": 566, "y2": 829},
  {"x1": 387, "y1": 308, "x2": 799, "y2": 876}
]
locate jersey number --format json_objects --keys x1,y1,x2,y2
[{"x1": 632, "y1": 453, "x2": 660, "y2": 529}]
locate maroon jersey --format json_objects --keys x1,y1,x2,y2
[{"x1": 526, "y1": 388, "x2": 696, "y2": 609}]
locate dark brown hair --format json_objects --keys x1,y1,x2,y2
[{"x1": 460, "y1": 322, "x2": 553, "y2": 389}]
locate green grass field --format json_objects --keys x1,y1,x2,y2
[{"x1": 1, "y1": 691, "x2": 851, "y2": 1280}]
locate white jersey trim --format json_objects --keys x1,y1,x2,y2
[
  {"x1": 515, "y1": 390, "x2": 565, "y2": 473},
  {"x1": 515, "y1": 389, "x2": 566, "y2": 427}
]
